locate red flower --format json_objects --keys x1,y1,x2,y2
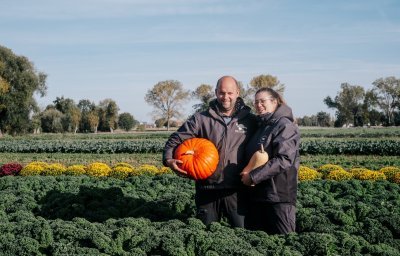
[{"x1": 0, "y1": 162, "x2": 23, "y2": 176}]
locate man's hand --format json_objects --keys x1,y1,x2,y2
[
  {"x1": 165, "y1": 158, "x2": 188, "y2": 177},
  {"x1": 240, "y1": 171, "x2": 255, "y2": 186}
]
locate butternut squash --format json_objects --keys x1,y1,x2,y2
[{"x1": 242, "y1": 144, "x2": 269, "y2": 174}]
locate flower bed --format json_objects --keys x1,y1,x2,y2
[{"x1": 1, "y1": 162, "x2": 399, "y2": 184}]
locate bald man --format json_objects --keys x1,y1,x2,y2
[{"x1": 163, "y1": 76, "x2": 257, "y2": 227}]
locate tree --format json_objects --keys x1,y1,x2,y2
[
  {"x1": 155, "y1": 117, "x2": 167, "y2": 128},
  {"x1": 145, "y1": 80, "x2": 189, "y2": 131},
  {"x1": 316, "y1": 111, "x2": 332, "y2": 127},
  {"x1": 191, "y1": 84, "x2": 214, "y2": 113},
  {"x1": 53, "y1": 96, "x2": 81, "y2": 133},
  {"x1": 69, "y1": 107, "x2": 82, "y2": 133},
  {"x1": 87, "y1": 110, "x2": 100, "y2": 133},
  {"x1": 302, "y1": 115, "x2": 318, "y2": 126},
  {"x1": 0, "y1": 45, "x2": 47, "y2": 135},
  {"x1": 297, "y1": 115, "x2": 313, "y2": 126},
  {"x1": 164, "y1": 119, "x2": 179, "y2": 128},
  {"x1": 40, "y1": 107, "x2": 63, "y2": 133},
  {"x1": 0, "y1": 73, "x2": 9, "y2": 135},
  {"x1": 98, "y1": 99, "x2": 119, "y2": 132},
  {"x1": 118, "y1": 112, "x2": 137, "y2": 131},
  {"x1": 324, "y1": 83, "x2": 365, "y2": 127},
  {"x1": 30, "y1": 113, "x2": 41, "y2": 134},
  {"x1": 0, "y1": 77, "x2": 9, "y2": 94},
  {"x1": 368, "y1": 109, "x2": 384, "y2": 126},
  {"x1": 372, "y1": 76, "x2": 400, "y2": 126},
  {"x1": 249, "y1": 74, "x2": 285, "y2": 94},
  {"x1": 0, "y1": 64, "x2": 9, "y2": 97},
  {"x1": 362, "y1": 90, "x2": 379, "y2": 126},
  {"x1": 394, "y1": 111, "x2": 400, "y2": 125},
  {"x1": 78, "y1": 99, "x2": 96, "y2": 133},
  {"x1": 239, "y1": 74, "x2": 285, "y2": 109}
]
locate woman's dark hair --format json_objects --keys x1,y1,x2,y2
[{"x1": 255, "y1": 87, "x2": 286, "y2": 105}]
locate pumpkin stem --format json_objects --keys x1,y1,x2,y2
[
  {"x1": 260, "y1": 144, "x2": 265, "y2": 152},
  {"x1": 184, "y1": 150, "x2": 195, "y2": 155}
]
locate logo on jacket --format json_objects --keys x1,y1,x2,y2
[{"x1": 235, "y1": 123, "x2": 247, "y2": 133}]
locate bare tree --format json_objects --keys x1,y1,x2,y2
[
  {"x1": 372, "y1": 76, "x2": 400, "y2": 125},
  {"x1": 145, "y1": 80, "x2": 189, "y2": 130}
]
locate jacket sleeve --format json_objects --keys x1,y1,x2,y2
[
  {"x1": 162, "y1": 115, "x2": 200, "y2": 166},
  {"x1": 249, "y1": 122, "x2": 300, "y2": 184}
]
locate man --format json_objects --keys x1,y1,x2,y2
[{"x1": 163, "y1": 76, "x2": 256, "y2": 227}]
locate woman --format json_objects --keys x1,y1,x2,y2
[{"x1": 241, "y1": 87, "x2": 300, "y2": 234}]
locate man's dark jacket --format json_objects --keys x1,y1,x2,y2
[{"x1": 163, "y1": 98, "x2": 257, "y2": 190}]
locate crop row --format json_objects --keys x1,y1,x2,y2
[
  {"x1": 1, "y1": 152, "x2": 399, "y2": 171},
  {"x1": 0, "y1": 140, "x2": 165, "y2": 153},
  {"x1": 0, "y1": 161, "x2": 171, "y2": 178},
  {"x1": 1, "y1": 162, "x2": 399, "y2": 184},
  {"x1": 299, "y1": 127, "x2": 400, "y2": 138},
  {"x1": 0, "y1": 175, "x2": 398, "y2": 255},
  {"x1": 2, "y1": 127, "x2": 399, "y2": 141},
  {"x1": 0, "y1": 139, "x2": 399, "y2": 155},
  {"x1": 0, "y1": 132, "x2": 172, "y2": 141},
  {"x1": 300, "y1": 140, "x2": 400, "y2": 155}
]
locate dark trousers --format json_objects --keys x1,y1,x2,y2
[
  {"x1": 245, "y1": 202, "x2": 296, "y2": 234},
  {"x1": 195, "y1": 189, "x2": 245, "y2": 228}
]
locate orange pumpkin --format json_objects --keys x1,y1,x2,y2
[{"x1": 174, "y1": 138, "x2": 219, "y2": 180}]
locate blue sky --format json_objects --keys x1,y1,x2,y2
[{"x1": 1, "y1": 0, "x2": 399, "y2": 123}]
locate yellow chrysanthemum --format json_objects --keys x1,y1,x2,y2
[
  {"x1": 42, "y1": 163, "x2": 67, "y2": 176},
  {"x1": 65, "y1": 164, "x2": 87, "y2": 176},
  {"x1": 159, "y1": 166, "x2": 173, "y2": 175},
  {"x1": 86, "y1": 162, "x2": 112, "y2": 177},
  {"x1": 317, "y1": 164, "x2": 346, "y2": 178},
  {"x1": 358, "y1": 170, "x2": 386, "y2": 181},
  {"x1": 136, "y1": 164, "x2": 159, "y2": 176},
  {"x1": 393, "y1": 172, "x2": 400, "y2": 184},
  {"x1": 349, "y1": 168, "x2": 371, "y2": 179},
  {"x1": 19, "y1": 162, "x2": 49, "y2": 176},
  {"x1": 113, "y1": 162, "x2": 134, "y2": 169},
  {"x1": 110, "y1": 166, "x2": 134, "y2": 179},
  {"x1": 379, "y1": 166, "x2": 400, "y2": 182},
  {"x1": 298, "y1": 166, "x2": 322, "y2": 181},
  {"x1": 326, "y1": 169, "x2": 353, "y2": 181},
  {"x1": 28, "y1": 161, "x2": 49, "y2": 168}
]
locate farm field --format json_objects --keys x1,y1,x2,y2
[{"x1": 0, "y1": 127, "x2": 399, "y2": 255}]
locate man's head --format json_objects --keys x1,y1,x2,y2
[{"x1": 215, "y1": 76, "x2": 240, "y2": 116}]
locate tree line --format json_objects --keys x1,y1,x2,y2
[
  {"x1": 0, "y1": 46, "x2": 138, "y2": 135},
  {"x1": 297, "y1": 79, "x2": 400, "y2": 127},
  {"x1": 144, "y1": 75, "x2": 285, "y2": 130},
  {"x1": 145, "y1": 77, "x2": 400, "y2": 129},
  {"x1": 1, "y1": 45, "x2": 399, "y2": 135}
]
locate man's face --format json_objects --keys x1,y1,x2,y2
[{"x1": 215, "y1": 78, "x2": 239, "y2": 114}]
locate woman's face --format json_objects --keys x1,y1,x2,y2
[{"x1": 254, "y1": 91, "x2": 278, "y2": 115}]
